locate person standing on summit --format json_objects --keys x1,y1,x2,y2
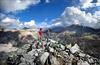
[
  {"x1": 37, "y1": 28, "x2": 44, "y2": 48},
  {"x1": 38, "y1": 28, "x2": 43, "y2": 39}
]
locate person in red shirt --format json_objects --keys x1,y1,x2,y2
[
  {"x1": 37, "y1": 28, "x2": 43, "y2": 48},
  {"x1": 38, "y1": 28, "x2": 43, "y2": 39}
]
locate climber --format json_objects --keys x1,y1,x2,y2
[
  {"x1": 47, "y1": 28, "x2": 52, "y2": 38},
  {"x1": 45, "y1": 28, "x2": 52, "y2": 42},
  {"x1": 38, "y1": 28, "x2": 43, "y2": 39}
]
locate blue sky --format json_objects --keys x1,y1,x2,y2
[
  {"x1": 0, "y1": 0, "x2": 100, "y2": 29},
  {"x1": 3, "y1": 0, "x2": 78, "y2": 23},
  {"x1": 0, "y1": 0, "x2": 79, "y2": 24}
]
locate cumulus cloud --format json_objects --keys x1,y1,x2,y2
[
  {"x1": 54, "y1": 22, "x2": 62, "y2": 26},
  {"x1": 80, "y1": 0, "x2": 93, "y2": 8},
  {"x1": 52, "y1": 6, "x2": 100, "y2": 29},
  {"x1": 80, "y1": 0, "x2": 100, "y2": 8},
  {"x1": 24, "y1": 20, "x2": 36, "y2": 28},
  {"x1": 0, "y1": 17, "x2": 19, "y2": 28},
  {"x1": 0, "y1": 0, "x2": 40, "y2": 12},
  {"x1": 50, "y1": 0, "x2": 100, "y2": 29},
  {"x1": 0, "y1": 17, "x2": 37, "y2": 29},
  {"x1": 94, "y1": 10, "x2": 100, "y2": 16},
  {"x1": 96, "y1": 0, "x2": 100, "y2": 6}
]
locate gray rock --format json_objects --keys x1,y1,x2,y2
[
  {"x1": 17, "y1": 49, "x2": 27, "y2": 55},
  {"x1": 1, "y1": 36, "x2": 99, "y2": 65},
  {"x1": 19, "y1": 63, "x2": 28, "y2": 65},
  {"x1": 50, "y1": 55, "x2": 60, "y2": 65},
  {"x1": 49, "y1": 47, "x2": 54, "y2": 53},
  {"x1": 22, "y1": 44, "x2": 31, "y2": 50},
  {"x1": 79, "y1": 53, "x2": 86, "y2": 57},
  {"x1": 70, "y1": 44, "x2": 80, "y2": 54},
  {"x1": 40, "y1": 52, "x2": 49, "y2": 65},
  {"x1": 60, "y1": 44, "x2": 65, "y2": 50},
  {"x1": 87, "y1": 57, "x2": 94, "y2": 64},
  {"x1": 78, "y1": 61, "x2": 89, "y2": 65}
]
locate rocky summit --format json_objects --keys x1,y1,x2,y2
[{"x1": 0, "y1": 30, "x2": 100, "y2": 65}]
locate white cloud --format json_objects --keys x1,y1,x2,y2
[
  {"x1": 2, "y1": 17, "x2": 16, "y2": 23},
  {"x1": 79, "y1": 0, "x2": 100, "y2": 8},
  {"x1": 24, "y1": 20, "x2": 36, "y2": 28},
  {"x1": 80, "y1": 0, "x2": 93, "y2": 8},
  {"x1": 0, "y1": 17, "x2": 37, "y2": 29},
  {"x1": 54, "y1": 22, "x2": 62, "y2": 26},
  {"x1": 0, "y1": 17, "x2": 20, "y2": 28},
  {"x1": 0, "y1": 0, "x2": 40, "y2": 12},
  {"x1": 1, "y1": 17, "x2": 18, "y2": 25},
  {"x1": 52, "y1": 7, "x2": 100, "y2": 29},
  {"x1": 44, "y1": 0, "x2": 100, "y2": 29},
  {"x1": 96, "y1": 0, "x2": 100, "y2": 6},
  {"x1": 74, "y1": 20, "x2": 80, "y2": 25},
  {"x1": 94, "y1": 11, "x2": 100, "y2": 16}
]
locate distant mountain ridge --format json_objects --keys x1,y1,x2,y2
[{"x1": 48, "y1": 24, "x2": 100, "y2": 34}]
